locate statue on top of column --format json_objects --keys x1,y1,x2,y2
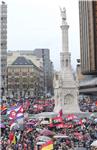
[{"x1": 60, "y1": 7, "x2": 66, "y2": 20}]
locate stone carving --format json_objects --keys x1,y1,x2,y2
[
  {"x1": 64, "y1": 94, "x2": 73, "y2": 105},
  {"x1": 60, "y1": 7, "x2": 66, "y2": 20}
]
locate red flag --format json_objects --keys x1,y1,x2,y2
[
  {"x1": 9, "y1": 131, "x2": 14, "y2": 142},
  {"x1": 52, "y1": 116, "x2": 63, "y2": 124},
  {"x1": 9, "y1": 131, "x2": 16, "y2": 144},
  {"x1": 17, "y1": 105, "x2": 23, "y2": 113},
  {"x1": 9, "y1": 110, "x2": 17, "y2": 120}
]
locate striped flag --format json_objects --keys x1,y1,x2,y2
[
  {"x1": 41, "y1": 140, "x2": 53, "y2": 150},
  {"x1": 7, "y1": 105, "x2": 21, "y2": 115}
]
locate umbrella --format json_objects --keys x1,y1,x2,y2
[
  {"x1": 36, "y1": 141, "x2": 45, "y2": 145},
  {"x1": 53, "y1": 134, "x2": 69, "y2": 139},
  {"x1": 36, "y1": 136, "x2": 51, "y2": 142},
  {"x1": 40, "y1": 120, "x2": 49, "y2": 125},
  {"x1": 91, "y1": 140, "x2": 97, "y2": 147},
  {"x1": 40, "y1": 129, "x2": 55, "y2": 136},
  {"x1": 0, "y1": 123, "x2": 5, "y2": 128}
]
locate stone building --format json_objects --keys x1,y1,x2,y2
[
  {"x1": 0, "y1": 1, "x2": 7, "y2": 97},
  {"x1": 79, "y1": 1, "x2": 97, "y2": 75},
  {"x1": 7, "y1": 54, "x2": 44, "y2": 98},
  {"x1": 7, "y1": 50, "x2": 54, "y2": 96},
  {"x1": 78, "y1": 1, "x2": 97, "y2": 95},
  {"x1": 33, "y1": 49, "x2": 54, "y2": 96}
]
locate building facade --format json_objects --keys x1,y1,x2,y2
[
  {"x1": 7, "y1": 55, "x2": 44, "y2": 98},
  {"x1": 79, "y1": 1, "x2": 97, "y2": 75},
  {"x1": 33, "y1": 48, "x2": 54, "y2": 96},
  {"x1": 0, "y1": 1, "x2": 7, "y2": 97}
]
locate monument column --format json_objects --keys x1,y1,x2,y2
[
  {"x1": 60, "y1": 7, "x2": 69, "y2": 53},
  {"x1": 54, "y1": 7, "x2": 80, "y2": 114},
  {"x1": 60, "y1": 8, "x2": 71, "y2": 70}
]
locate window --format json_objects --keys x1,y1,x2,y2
[
  {"x1": 20, "y1": 91, "x2": 22, "y2": 96},
  {"x1": 56, "y1": 74, "x2": 58, "y2": 80},
  {"x1": 28, "y1": 91, "x2": 30, "y2": 95},
  {"x1": 12, "y1": 91, "x2": 14, "y2": 96},
  {"x1": 66, "y1": 59, "x2": 68, "y2": 67}
]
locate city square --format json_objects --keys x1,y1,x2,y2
[{"x1": 0, "y1": 0, "x2": 97, "y2": 150}]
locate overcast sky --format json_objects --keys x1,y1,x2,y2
[{"x1": 3, "y1": 0, "x2": 80, "y2": 70}]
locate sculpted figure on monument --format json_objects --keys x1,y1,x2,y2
[
  {"x1": 64, "y1": 94, "x2": 73, "y2": 105},
  {"x1": 60, "y1": 7, "x2": 66, "y2": 20}
]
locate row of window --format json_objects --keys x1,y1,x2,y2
[
  {"x1": 8, "y1": 77, "x2": 39, "y2": 82},
  {"x1": 8, "y1": 78, "x2": 35, "y2": 82},
  {"x1": 10, "y1": 91, "x2": 31, "y2": 96},
  {"x1": 1, "y1": 17, "x2": 7, "y2": 21},
  {"x1": 7, "y1": 72, "x2": 35, "y2": 76},
  {"x1": 8, "y1": 68, "x2": 33, "y2": 72},
  {"x1": 8, "y1": 84, "x2": 40, "y2": 89}
]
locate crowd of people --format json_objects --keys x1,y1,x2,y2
[
  {"x1": 79, "y1": 96, "x2": 97, "y2": 112},
  {"x1": 0, "y1": 96, "x2": 97, "y2": 150}
]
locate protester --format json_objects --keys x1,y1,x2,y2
[{"x1": 1, "y1": 96, "x2": 97, "y2": 149}]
